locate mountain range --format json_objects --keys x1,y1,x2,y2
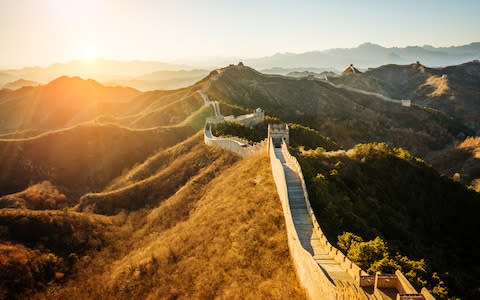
[
  {"x1": 0, "y1": 59, "x2": 203, "y2": 91},
  {"x1": 1, "y1": 42, "x2": 479, "y2": 92},
  {"x1": 244, "y1": 42, "x2": 480, "y2": 69},
  {"x1": 0, "y1": 61, "x2": 479, "y2": 299}
]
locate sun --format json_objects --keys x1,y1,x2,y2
[{"x1": 81, "y1": 46, "x2": 97, "y2": 61}]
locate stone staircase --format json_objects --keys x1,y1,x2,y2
[{"x1": 275, "y1": 147, "x2": 355, "y2": 285}]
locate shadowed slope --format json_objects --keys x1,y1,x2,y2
[
  {"x1": 427, "y1": 136, "x2": 480, "y2": 189},
  {"x1": 77, "y1": 133, "x2": 239, "y2": 214},
  {"x1": 298, "y1": 143, "x2": 480, "y2": 298},
  {"x1": 330, "y1": 61, "x2": 480, "y2": 129},
  {"x1": 0, "y1": 209, "x2": 115, "y2": 299},
  {"x1": 0, "y1": 123, "x2": 195, "y2": 199}
]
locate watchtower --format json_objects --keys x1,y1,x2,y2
[{"x1": 268, "y1": 123, "x2": 289, "y2": 148}]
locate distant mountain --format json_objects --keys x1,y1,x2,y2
[
  {"x1": 286, "y1": 70, "x2": 338, "y2": 79},
  {"x1": 105, "y1": 69, "x2": 209, "y2": 91},
  {"x1": 329, "y1": 61, "x2": 480, "y2": 131},
  {"x1": 261, "y1": 67, "x2": 339, "y2": 75},
  {"x1": 244, "y1": 42, "x2": 480, "y2": 69},
  {"x1": 207, "y1": 64, "x2": 472, "y2": 155},
  {"x1": 0, "y1": 59, "x2": 192, "y2": 86},
  {"x1": 0, "y1": 75, "x2": 208, "y2": 134},
  {"x1": 2, "y1": 79, "x2": 39, "y2": 90}
]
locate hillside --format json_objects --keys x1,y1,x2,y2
[
  {"x1": 0, "y1": 77, "x2": 139, "y2": 133},
  {"x1": 76, "y1": 133, "x2": 238, "y2": 214},
  {"x1": 207, "y1": 64, "x2": 471, "y2": 156},
  {"x1": 1, "y1": 147, "x2": 305, "y2": 299},
  {"x1": 0, "y1": 209, "x2": 114, "y2": 299},
  {"x1": 0, "y1": 76, "x2": 209, "y2": 134},
  {"x1": 105, "y1": 69, "x2": 209, "y2": 91},
  {"x1": 427, "y1": 136, "x2": 480, "y2": 190},
  {"x1": 294, "y1": 143, "x2": 480, "y2": 299},
  {"x1": 0, "y1": 123, "x2": 194, "y2": 199},
  {"x1": 330, "y1": 61, "x2": 480, "y2": 130},
  {"x1": 2, "y1": 79, "x2": 39, "y2": 90}
]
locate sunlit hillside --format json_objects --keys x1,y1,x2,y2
[
  {"x1": 207, "y1": 64, "x2": 472, "y2": 155},
  {"x1": 0, "y1": 76, "x2": 211, "y2": 135},
  {"x1": 329, "y1": 61, "x2": 480, "y2": 130},
  {"x1": 1, "y1": 148, "x2": 305, "y2": 299}
]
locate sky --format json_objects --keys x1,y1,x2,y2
[{"x1": 1, "y1": 0, "x2": 479, "y2": 68}]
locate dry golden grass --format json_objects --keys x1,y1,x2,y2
[
  {"x1": 0, "y1": 209, "x2": 113, "y2": 256},
  {"x1": 37, "y1": 153, "x2": 305, "y2": 299},
  {"x1": 130, "y1": 91, "x2": 204, "y2": 128},
  {"x1": 78, "y1": 133, "x2": 238, "y2": 214},
  {"x1": 0, "y1": 181, "x2": 67, "y2": 210},
  {"x1": 0, "y1": 209, "x2": 115, "y2": 299},
  {"x1": 422, "y1": 75, "x2": 450, "y2": 97},
  {"x1": 427, "y1": 136, "x2": 480, "y2": 188},
  {"x1": 0, "y1": 243, "x2": 50, "y2": 299},
  {"x1": 458, "y1": 136, "x2": 480, "y2": 149}
]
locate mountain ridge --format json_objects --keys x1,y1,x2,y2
[{"x1": 244, "y1": 42, "x2": 480, "y2": 69}]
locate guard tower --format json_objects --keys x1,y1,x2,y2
[{"x1": 268, "y1": 123, "x2": 289, "y2": 148}]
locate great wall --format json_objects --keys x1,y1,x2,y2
[{"x1": 201, "y1": 64, "x2": 435, "y2": 300}]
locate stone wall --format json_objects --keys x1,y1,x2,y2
[
  {"x1": 268, "y1": 138, "x2": 338, "y2": 300},
  {"x1": 279, "y1": 141, "x2": 367, "y2": 283},
  {"x1": 204, "y1": 125, "x2": 266, "y2": 158},
  {"x1": 270, "y1": 138, "x2": 432, "y2": 300}
]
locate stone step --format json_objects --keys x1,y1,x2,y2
[
  {"x1": 289, "y1": 203, "x2": 305, "y2": 208},
  {"x1": 273, "y1": 148, "x2": 356, "y2": 285},
  {"x1": 292, "y1": 213, "x2": 312, "y2": 225},
  {"x1": 313, "y1": 254, "x2": 331, "y2": 260}
]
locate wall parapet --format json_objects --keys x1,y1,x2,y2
[{"x1": 204, "y1": 125, "x2": 266, "y2": 158}]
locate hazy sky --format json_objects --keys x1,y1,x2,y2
[{"x1": 1, "y1": 0, "x2": 479, "y2": 68}]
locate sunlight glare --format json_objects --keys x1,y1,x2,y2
[{"x1": 81, "y1": 46, "x2": 97, "y2": 61}]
